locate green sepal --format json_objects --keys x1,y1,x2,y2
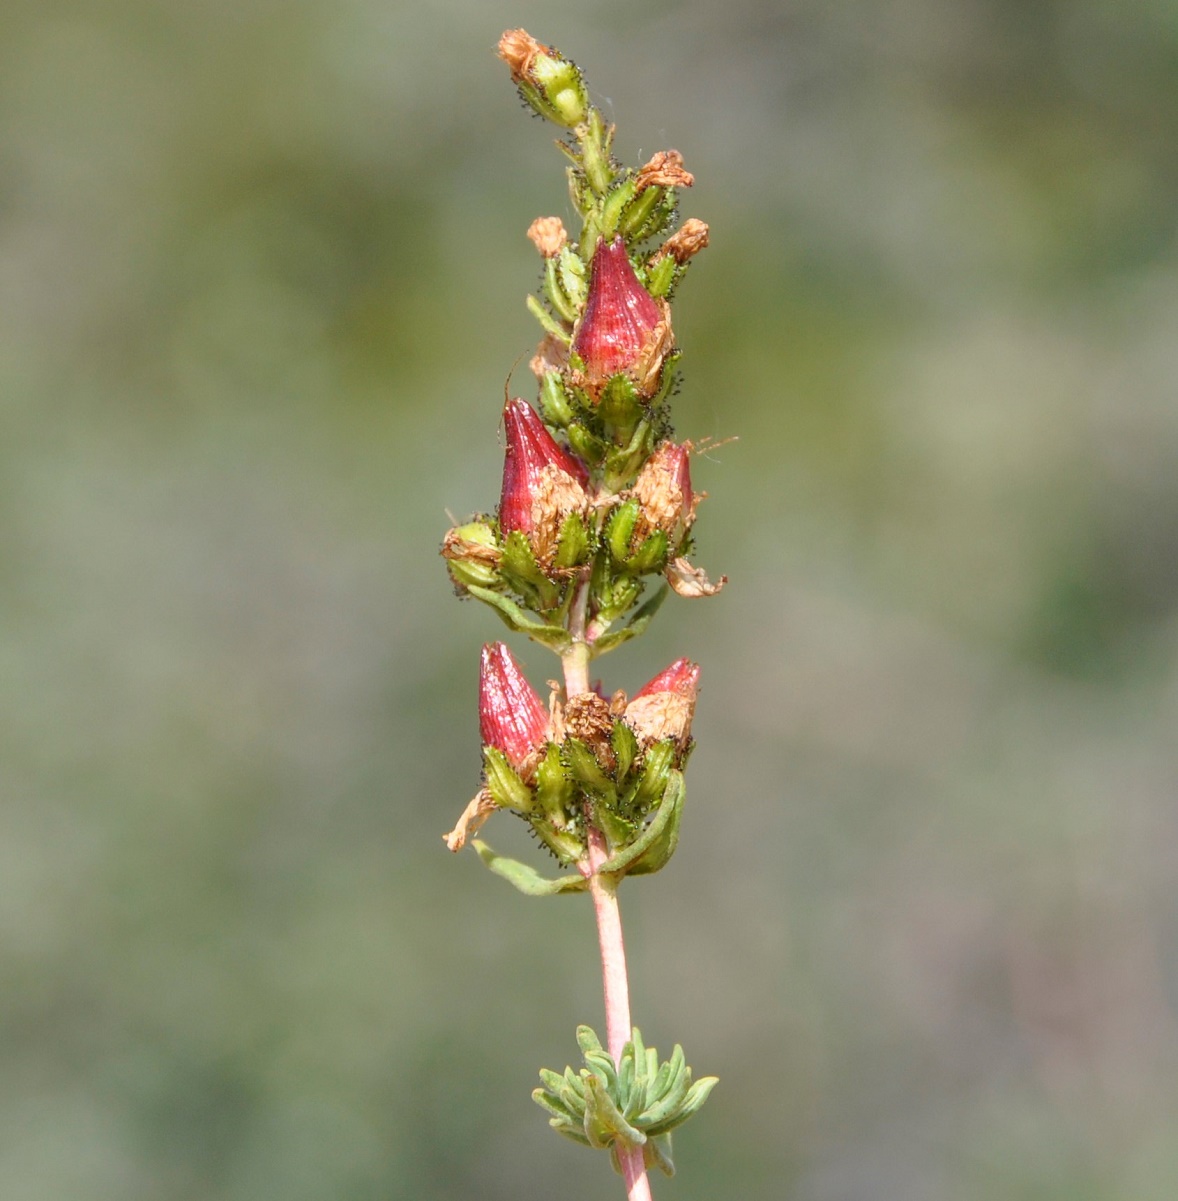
[
  {"x1": 483, "y1": 747, "x2": 534, "y2": 812},
  {"x1": 535, "y1": 744, "x2": 575, "y2": 820},
  {"x1": 553, "y1": 511, "x2": 590, "y2": 570},
  {"x1": 563, "y1": 737, "x2": 616, "y2": 800},
  {"x1": 557, "y1": 246, "x2": 587, "y2": 309},
  {"x1": 472, "y1": 840, "x2": 587, "y2": 896},
  {"x1": 599, "y1": 768, "x2": 683, "y2": 878},
  {"x1": 591, "y1": 584, "x2": 667, "y2": 656},
  {"x1": 526, "y1": 293, "x2": 570, "y2": 341},
  {"x1": 465, "y1": 585, "x2": 571, "y2": 651},
  {"x1": 597, "y1": 374, "x2": 643, "y2": 433},
  {"x1": 446, "y1": 556, "x2": 500, "y2": 592},
  {"x1": 593, "y1": 576, "x2": 643, "y2": 629},
  {"x1": 605, "y1": 500, "x2": 640, "y2": 563},
  {"x1": 566, "y1": 163, "x2": 593, "y2": 219},
  {"x1": 602, "y1": 420, "x2": 654, "y2": 492},
  {"x1": 567, "y1": 422, "x2": 609, "y2": 468},
  {"x1": 544, "y1": 257, "x2": 578, "y2": 324},
  {"x1": 625, "y1": 188, "x2": 678, "y2": 247},
  {"x1": 628, "y1": 529, "x2": 669, "y2": 576},
  {"x1": 500, "y1": 530, "x2": 558, "y2": 601},
  {"x1": 579, "y1": 108, "x2": 615, "y2": 196},
  {"x1": 599, "y1": 177, "x2": 637, "y2": 239},
  {"x1": 529, "y1": 816, "x2": 587, "y2": 866},
  {"x1": 539, "y1": 371, "x2": 575, "y2": 429},
  {"x1": 645, "y1": 253, "x2": 677, "y2": 298},
  {"x1": 647, "y1": 350, "x2": 682, "y2": 407},
  {"x1": 611, "y1": 721, "x2": 639, "y2": 783},
  {"x1": 630, "y1": 739, "x2": 676, "y2": 809},
  {"x1": 595, "y1": 803, "x2": 638, "y2": 853}
]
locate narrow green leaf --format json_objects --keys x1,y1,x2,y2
[
  {"x1": 539, "y1": 1068, "x2": 568, "y2": 1095},
  {"x1": 576, "y1": 1025, "x2": 604, "y2": 1056},
  {"x1": 526, "y1": 292, "x2": 570, "y2": 340},
  {"x1": 644, "y1": 1132, "x2": 676, "y2": 1177},
  {"x1": 533, "y1": 1088, "x2": 576, "y2": 1122},
  {"x1": 472, "y1": 841, "x2": 587, "y2": 895},
  {"x1": 643, "y1": 1076, "x2": 719, "y2": 1137},
  {"x1": 465, "y1": 585, "x2": 571, "y2": 651}
]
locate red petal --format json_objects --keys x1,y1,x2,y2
[
  {"x1": 479, "y1": 642, "x2": 549, "y2": 767},
  {"x1": 499, "y1": 398, "x2": 589, "y2": 534},
  {"x1": 572, "y1": 236, "x2": 662, "y2": 380},
  {"x1": 632, "y1": 657, "x2": 700, "y2": 700}
]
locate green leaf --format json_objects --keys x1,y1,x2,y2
[
  {"x1": 544, "y1": 256, "x2": 578, "y2": 324},
  {"x1": 576, "y1": 1025, "x2": 604, "y2": 1056},
  {"x1": 472, "y1": 840, "x2": 587, "y2": 895},
  {"x1": 526, "y1": 292, "x2": 570, "y2": 340},
  {"x1": 592, "y1": 583, "x2": 668, "y2": 656},
  {"x1": 465, "y1": 585, "x2": 571, "y2": 651},
  {"x1": 644, "y1": 1132, "x2": 676, "y2": 1177},
  {"x1": 644, "y1": 1076, "x2": 719, "y2": 1137},
  {"x1": 533, "y1": 1087, "x2": 576, "y2": 1122}
]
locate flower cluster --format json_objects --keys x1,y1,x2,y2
[
  {"x1": 444, "y1": 643, "x2": 699, "y2": 869},
  {"x1": 441, "y1": 28, "x2": 724, "y2": 885},
  {"x1": 440, "y1": 30, "x2": 723, "y2": 1188}
]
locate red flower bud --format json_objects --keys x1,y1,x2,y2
[
  {"x1": 572, "y1": 236, "x2": 673, "y2": 394},
  {"x1": 625, "y1": 658, "x2": 700, "y2": 749},
  {"x1": 499, "y1": 399, "x2": 588, "y2": 535},
  {"x1": 499, "y1": 399, "x2": 590, "y2": 569},
  {"x1": 479, "y1": 642, "x2": 549, "y2": 771}
]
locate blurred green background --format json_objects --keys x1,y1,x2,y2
[{"x1": 4, "y1": 0, "x2": 1178, "y2": 1198}]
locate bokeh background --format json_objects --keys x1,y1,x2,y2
[{"x1": 4, "y1": 1, "x2": 1178, "y2": 1197}]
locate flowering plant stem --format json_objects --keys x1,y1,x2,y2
[
  {"x1": 565, "y1": 586, "x2": 650, "y2": 1199},
  {"x1": 441, "y1": 30, "x2": 724, "y2": 1196}
]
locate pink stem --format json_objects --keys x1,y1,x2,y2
[
  {"x1": 563, "y1": 589, "x2": 653, "y2": 1201},
  {"x1": 587, "y1": 827, "x2": 653, "y2": 1201}
]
